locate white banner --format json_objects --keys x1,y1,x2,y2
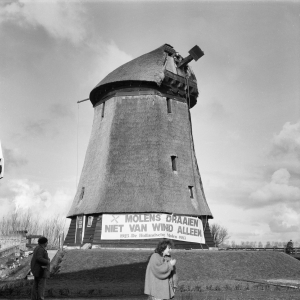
[{"x1": 101, "y1": 213, "x2": 205, "y2": 244}]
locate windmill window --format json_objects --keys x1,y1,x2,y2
[
  {"x1": 171, "y1": 156, "x2": 177, "y2": 172},
  {"x1": 188, "y1": 186, "x2": 194, "y2": 199},
  {"x1": 102, "y1": 102, "x2": 105, "y2": 118},
  {"x1": 87, "y1": 216, "x2": 93, "y2": 227},
  {"x1": 167, "y1": 98, "x2": 172, "y2": 113},
  {"x1": 79, "y1": 187, "x2": 85, "y2": 200}
]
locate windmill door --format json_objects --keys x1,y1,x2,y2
[{"x1": 75, "y1": 215, "x2": 85, "y2": 244}]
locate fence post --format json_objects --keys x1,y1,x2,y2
[
  {"x1": 59, "y1": 232, "x2": 64, "y2": 250},
  {"x1": 61, "y1": 232, "x2": 64, "y2": 250}
]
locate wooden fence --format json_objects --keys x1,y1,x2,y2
[
  {"x1": 25, "y1": 234, "x2": 42, "y2": 248},
  {"x1": 222, "y1": 247, "x2": 300, "y2": 255}
]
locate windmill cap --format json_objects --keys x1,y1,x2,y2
[{"x1": 89, "y1": 44, "x2": 200, "y2": 107}]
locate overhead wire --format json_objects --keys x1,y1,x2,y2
[
  {"x1": 76, "y1": 98, "x2": 89, "y2": 188},
  {"x1": 76, "y1": 102, "x2": 79, "y2": 188}
]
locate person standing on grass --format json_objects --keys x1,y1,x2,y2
[
  {"x1": 31, "y1": 236, "x2": 50, "y2": 300},
  {"x1": 286, "y1": 240, "x2": 294, "y2": 254},
  {"x1": 144, "y1": 239, "x2": 178, "y2": 300}
]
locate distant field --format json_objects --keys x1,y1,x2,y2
[{"x1": 1, "y1": 249, "x2": 300, "y2": 299}]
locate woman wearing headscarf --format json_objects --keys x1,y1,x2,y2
[{"x1": 145, "y1": 239, "x2": 178, "y2": 300}]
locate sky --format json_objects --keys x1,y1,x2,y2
[{"x1": 0, "y1": 0, "x2": 299, "y2": 245}]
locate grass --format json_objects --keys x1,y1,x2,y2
[
  {"x1": 179, "y1": 250, "x2": 300, "y2": 280},
  {"x1": 1, "y1": 249, "x2": 300, "y2": 298}
]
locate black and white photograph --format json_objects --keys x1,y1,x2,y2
[{"x1": 0, "y1": 0, "x2": 299, "y2": 299}]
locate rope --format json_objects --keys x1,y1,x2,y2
[
  {"x1": 76, "y1": 103, "x2": 79, "y2": 188},
  {"x1": 185, "y1": 76, "x2": 197, "y2": 190}
]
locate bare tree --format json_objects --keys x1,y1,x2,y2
[
  {"x1": 210, "y1": 223, "x2": 230, "y2": 247},
  {"x1": 0, "y1": 211, "x2": 67, "y2": 247},
  {"x1": 265, "y1": 241, "x2": 271, "y2": 248}
]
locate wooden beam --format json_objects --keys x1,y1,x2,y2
[{"x1": 77, "y1": 98, "x2": 89, "y2": 104}]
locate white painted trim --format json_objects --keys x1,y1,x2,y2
[
  {"x1": 64, "y1": 246, "x2": 81, "y2": 250},
  {"x1": 75, "y1": 217, "x2": 78, "y2": 244},
  {"x1": 81, "y1": 215, "x2": 86, "y2": 244}
]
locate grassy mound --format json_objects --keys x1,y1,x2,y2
[
  {"x1": 57, "y1": 249, "x2": 300, "y2": 280},
  {"x1": 50, "y1": 249, "x2": 300, "y2": 296},
  {"x1": 175, "y1": 250, "x2": 300, "y2": 280},
  {"x1": 1, "y1": 249, "x2": 300, "y2": 298}
]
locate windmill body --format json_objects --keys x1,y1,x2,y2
[{"x1": 65, "y1": 44, "x2": 214, "y2": 248}]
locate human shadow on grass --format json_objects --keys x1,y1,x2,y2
[
  {"x1": 54, "y1": 260, "x2": 149, "y2": 282},
  {"x1": 0, "y1": 261, "x2": 150, "y2": 298}
]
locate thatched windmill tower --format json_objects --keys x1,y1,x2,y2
[{"x1": 65, "y1": 44, "x2": 214, "y2": 249}]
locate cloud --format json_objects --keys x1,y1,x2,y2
[
  {"x1": 249, "y1": 168, "x2": 300, "y2": 209},
  {"x1": 2, "y1": 146, "x2": 28, "y2": 172},
  {"x1": 209, "y1": 101, "x2": 226, "y2": 118},
  {"x1": 233, "y1": 231, "x2": 262, "y2": 239},
  {"x1": 261, "y1": 120, "x2": 300, "y2": 191},
  {"x1": 0, "y1": 0, "x2": 87, "y2": 45},
  {"x1": 269, "y1": 220, "x2": 298, "y2": 233},
  {"x1": 23, "y1": 104, "x2": 74, "y2": 138},
  {"x1": 203, "y1": 170, "x2": 258, "y2": 207},
  {"x1": 0, "y1": 1, "x2": 133, "y2": 91},
  {"x1": 24, "y1": 119, "x2": 54, "y2": 136},
  {"x1": 271, "y1": 120, "x2": 300, "y2": 158},
  {"x1": 87, "y1": 40, "x2": 133, "y2": 86},
  {"x1": 268, "y1": 205, "x2": 299, "y2": 233},
  {"x1": 0, "y1": 179, "x2": 73, "y2": 218},
  {"x1": 202, "y1": 99, "x2": 227, "y2": 120},
  {"x1": 226, "y1": 130, "x2": 240, "y2": 141},
  {"x1": 271, "y1": 168, "x2": 290, "y2": 185},
  {"x1": 0, "y1": 184, "x2": 17, "y2": 216},
  {"x1": 50, "y1": 103, "x2": 74, "y2": 118}
]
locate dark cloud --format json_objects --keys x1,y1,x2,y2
[{"x1": 2, "y1": 146, "x2": 28, "y2": 172}]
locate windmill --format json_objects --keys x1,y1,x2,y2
[{"x1": 65, "y1": 44, "x2": 214, "y2": 249}]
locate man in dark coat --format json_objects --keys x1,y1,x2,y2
[
  {"x1": 31, "y1": 237, "x2": 50, "y2": 300},
  {"x1": 286, "y1": 240, "x2": 294, "y2": 254}
]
